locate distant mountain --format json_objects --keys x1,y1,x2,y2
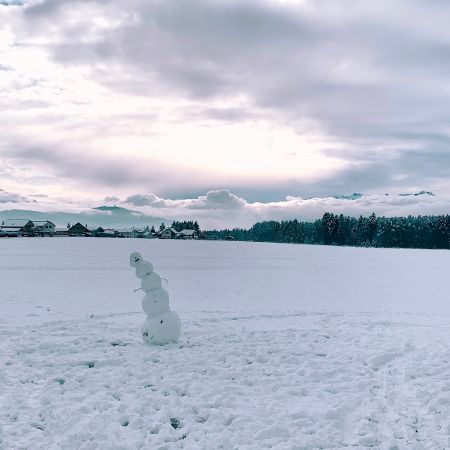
[
  {"x1": 399, "y1": 191, "x2": 435, "y2": 197},
  {"x1": 333, "y1": 193, "x2": 363, "y2": 200},
  {"x1": 0, "y1": 206, "x2": 165, "y2": 229},
  {"x1": 332, "y1": 191, "x2": 436, "y2": 200},
  {"x1": 93, "y1": 205, "x2": 143, "y2": 215}
]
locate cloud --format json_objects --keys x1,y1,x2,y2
[
  {"x1": 21, "y1": 0, "x2": 450, "y2": 138},
  {"x1": 104, "y1": 196, "x2": 120, "y2": 203},
  {"x1": 125, "y1": 193, "x2": 166, "y2": 207},
  {"x1": 0, "y1": 188, "x2": 29, "y2": 203},
  {"x1": 121, "y1": 189, "x2": 450, "y2": 228},
  {"x1": 1, "y1": 0, "x2": 450, "y2": 203},
  {"x1": 185, "y1": 190, "x2": 247, "y2": 210},
  {"x1": 0, "y1": 138, "x2": 216, "y2": 193},
  {"x1": 0, "y1": 1, "x2": 24, "y2": 6},
  {"x1": 1, "y1": 186, "x2": 448, "y2": 228},
  {"x1": 126, "y1": 189, "x2": 246, "y2": 210}
]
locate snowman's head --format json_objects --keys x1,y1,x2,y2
[
  {"x1": 129, "y1": 252, "x2": 142, "y2": 268},
  {"x1": 141, "y1": 287, "x2": 170, "y2": 316},
  {"x1": 135, "y1": 260, "x2": 153, "y2": 279}
]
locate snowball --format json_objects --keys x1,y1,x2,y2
[
  {"x1": 135, "y1": 260, "x2": 154, "y2": 279},
  {"x1": 151, "y1": 286, "x2": 170, "y2": 304},
  {"x1": 141, "y1": 272, "x2": 161, "y2": 292},
  {"x1": 129, "y1": 252, "x2": 142, "y2": 268},
  {"x1": 142, "y1": 311, "x2": 181, "y2": 345},
  {"x1": 141, "y1": 288, "x2": 170, "y2": 316}
]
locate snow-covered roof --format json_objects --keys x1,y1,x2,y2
[
  {"x1": 101, "y1": 230, "x2": 116, "y2": 235},
  {"x1": 2, "y1": 219, "x2": 32, "y2": 227},
  {"x1": 33, "y1": 220, "x2": 55, "y2": 226},
  {"x1": 0, "y1": 227, "x2": 21, "y2": 233},
  {"x1": 180, "y1": 229, "x2": 196, "y2": 235},
  {"x1": 162, "y1": 227, "x2": 177, "y2": 233}
]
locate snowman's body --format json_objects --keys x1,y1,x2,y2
[
  {"x1": 129, "y1": 252, "x2": 181, "y2": 345},
  {"x1": 142, "y1": 311, "x2": 181, "y2": 345}
]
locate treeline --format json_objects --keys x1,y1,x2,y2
[
  {"x1": 170, "y1": 220, "x2": 200, "y2": 232},
  {"x1": 206, "y1": 213, "x2": 450, "y2": 249}
]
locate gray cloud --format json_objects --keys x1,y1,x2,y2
[
  {"x1": 0, "y1": 1, "x2": 23, "y2": 6},
  {"x1": 1, "y1": 138, "x2": 213, "y2": 193},
  {"x1": 17, "y1": 0, "x2": 450, "y2": 178},
  {"x1": 125, "y1": 193, "x2": 167, "y2": 207},
  {"x1": 104, "y1": 196, "x2": 120, "y2": 203},
  {"x1": 0, "y1": 188, "x2": 28, "y2": 203},
  {"x1": 1, "y1": 0, "x2": 448, "y2": 201}
]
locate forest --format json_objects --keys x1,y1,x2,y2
[{"x1": 206, "y1": 213, "x2": 450, "y2": 249}]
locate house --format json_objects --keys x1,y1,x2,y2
[
  {"x1": 141, "y1": 228, "x2": 154, "y2": 239},
  {"x1": 33, "y1": 220, "x2": 56, "y2": 236},
  {"x1": 131, "y1": 228, "x2": 144, "y2": 238},
  {"x1": 68, "y1": 223, "x2": 91, "y2": 236},
  {"x1": 0, "y1": 219, "x2": 34, "y2": 236},
  {"x1": 177, "y1": 229, "x2": 198, "y2": 239},
  {"x1": 54, "y1": 227, "x2": 69, "y2": 236},
  {"x1": 0, "y1": 227, "x2": 21, "y2": 237},
  {"x1": 159, "y1": 227, "x2": 178, "y2": 239},
  {"x1": 94, "y1": 227, "x2": 118, "y2": 238}
]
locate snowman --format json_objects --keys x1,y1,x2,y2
[{"x1": 129, "y1": 252, "x2": 181, "y2": 345}]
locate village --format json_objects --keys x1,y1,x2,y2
[{"x1": 0, "y1": 219, "x2": 204, "y2": 239}]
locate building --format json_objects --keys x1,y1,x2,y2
[
  {"x1": 0, "y1": 227, "x2": 21, "y2": 237},
  {"x1": 0, "y1": 219, "x2": 35, "y2": 236},
  {"x1": 177, "y1": 229, "x2": 198, "y2": 239},
  {"x1": 160, "y1": 227, "x2": 178, "y2": 239},
  {"x1": 93, "y1": 227, "x2": 120, "y2": 238},
  {"x1": 54, "y1": 227, "x2": 69, "y2": 236},
  {"x1": 33, "y1": 220, "x2": 56, "y2": 236},
  {"x1": 130, "y1": 228, "x2": 144, "y2": 238},
  {"x1": 68, "y1": 223, "x2": 91, "y2": 236}
]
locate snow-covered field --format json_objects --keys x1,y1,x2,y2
[{"x1": 1, "y1": 238, "x2": 450, "y2": 449}]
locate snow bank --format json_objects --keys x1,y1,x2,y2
[{"x1": 0, "y1": 239, "x2": 449, "y2": 449}]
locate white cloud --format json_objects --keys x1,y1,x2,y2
[
  {"x1": 1, "y1": 187, "x2": 448, "y2": 228},
  {"x1": 123, "y1": 190, "x2": 450, "y2": 228}
]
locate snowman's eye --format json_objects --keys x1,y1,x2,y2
[
  {"x1": 154, "y1": 301, "x2": 157, "y2": 303},
  {"x1": 160, "y1": 320, "x2": 163, "y2": 324}
]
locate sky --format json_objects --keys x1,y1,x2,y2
[{"x1": 1, "y1": 0, "x2": 450, "y2": 227}]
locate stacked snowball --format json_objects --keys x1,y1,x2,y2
[{"x1": 129, "y1": 252, "x2": 181, "y2": 345}]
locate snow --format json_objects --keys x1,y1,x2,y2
[
  {"x1": 142, "y1": 288, "x2": 170, "y2": 316},
  {"x1": 135, "y1": 261, "x2": 154, "y2": 279},
  {"x1": 141, "y1": 272, "x2": 162, "y2": 292},
  {"x1": 142, "y1": 310, "x2": 181, "y2": 345},
  {"x1": 1, "y1": 238, "x2": 450, "y2": 449}
]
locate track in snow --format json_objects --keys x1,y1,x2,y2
[{"x1": 2, "y1": 311, "x2": 450, "y2": 449}]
